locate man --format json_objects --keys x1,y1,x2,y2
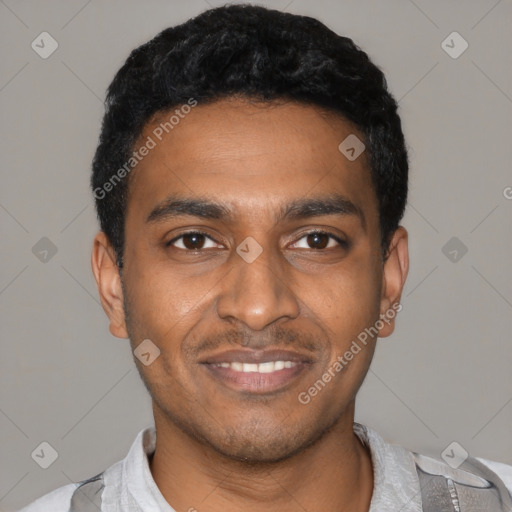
[{"x1": 20, "y1": 4, "x2": 512, "y2": 511}]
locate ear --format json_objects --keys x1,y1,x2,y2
[
  {"x1": 378, "y1": 226, "x2": 409, "y2": 338},
  {"x1": 91, "y1": 231, "x2": 129, "y2": 339}
]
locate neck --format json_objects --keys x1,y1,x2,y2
[{"x1": 149, "y1": 402, "x2": 374, "y2": 512}]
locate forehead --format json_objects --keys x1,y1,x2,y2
[{"x1": 126, "y1": 98, "x2": 377, "y2": 224}]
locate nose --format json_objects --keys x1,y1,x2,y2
[{"x1": 216, "y1": 241, "x2": 300, "y2": 331}]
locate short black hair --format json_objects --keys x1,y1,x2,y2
[{"x1": 91, "y1": 4, "x2": 408, "y2": 268}]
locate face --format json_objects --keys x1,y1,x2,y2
[{"x1": 93, "y1": 98, "x2": 408, "y2": 463}]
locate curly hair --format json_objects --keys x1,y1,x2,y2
[{"x1": 91, "y1": 4, "x2": 408, "y2": 268}]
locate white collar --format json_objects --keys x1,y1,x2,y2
[
  {"x1": 353, "y1": 423, "x2": 423, "y2": 511},
  {"x1": 114, "y1": 423, "x2": 423, "y2": 511}
]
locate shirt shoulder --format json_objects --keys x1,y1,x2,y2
[
  {"x1": 354, "y1": 422, "x2": 512, "y2": 512},
  {"x1": 412, "y1": 450, "x2": 512, "y2": 509},
  {"x1": 17, "y1": 482, "x2": 77, "y2": 512},
  {"x1": 477, "y1": 457, "x2": 512, "y2": 496},
  {"x1": 17, "y1": 427, "x2": 155, "y2": 512}
]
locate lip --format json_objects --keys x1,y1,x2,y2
[{"x1": 199, "y1": 348, "x2": 314, "y2": 394}]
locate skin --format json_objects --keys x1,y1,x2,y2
[{"x1": 92, "y1": 97, "x2": 409, "y2": 512}]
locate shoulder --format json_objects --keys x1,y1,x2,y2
[
  {"x1": 477, "y1": 457, "x2": 512, "y2": 494},
  {"x1": 413, "y1": 451, "x2": 512, "y2": 491},
  {"x1": 413, "y1": 451, "x2": 512, "y2": 508},
  {"x1": 16, "y1": 427, "x2": 151, "y2": 512},
  {"x1": 18, "y1": 482, "x2": 77, "y2": 512}
]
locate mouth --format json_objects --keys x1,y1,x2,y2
[{"x1": 199, "y1": 349, "x2": 314, "y2": 394}]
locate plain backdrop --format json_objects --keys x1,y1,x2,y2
[{"x1": 1, "y1": 0, "x2": 511, "y2": 510}]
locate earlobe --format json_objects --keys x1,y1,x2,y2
[
  {"x1": 91, "y1": 232, "x2": 129, "y2": 339},
  {"x1": 378, "y1": 227, "x2": 409, "y2": 338}
]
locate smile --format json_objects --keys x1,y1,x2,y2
[
  {"x1": 199, "y1": 349, "x2": 313, "y2": 394},
  {"x1": 212, "y1": 361, "x2": 298, "y2": 373}
]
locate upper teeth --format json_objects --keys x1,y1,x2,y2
[{"x1": 215, "y1": 361, "x2": 297, "y2": 373}]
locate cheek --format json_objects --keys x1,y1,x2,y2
[
  {"x1": 309, "y1": 256, "x2": 381, "y2": 385},
  {"x1": 133, "y1": 250, "x2": 216, "y2": 310},
  {"x1": 329, "y1": 261, "x2": 381, "y2": 378},
  {"x1": 313, "y1": 255, "x2": 381, "y2": 331},
  {"x1": 123, "y1": 260, "x2": 212, "y2": 352},
  {"x1": 307, "y1": 278, "x2": 379, "y2": 405}
]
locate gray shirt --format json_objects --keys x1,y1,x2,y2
[{"x1": 19, "y1": 422, "x2": 512, "y2": 511}]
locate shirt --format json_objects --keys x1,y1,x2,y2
[{"x1": 19, "y1": 422, "x2": 512, "y2": 511}]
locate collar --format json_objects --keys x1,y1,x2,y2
[
  {"x1": 353, "y1": 423, "x2": 423, "y2": 511},
  {"x1": 119, "y1": 423, "x2": 423, "y2": 512}
]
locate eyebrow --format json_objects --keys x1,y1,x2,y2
[{"x1": 146, "y1": 193, "x2": 365, "y2": 229}]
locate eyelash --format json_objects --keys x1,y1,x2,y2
[
  {"x1": 166, "y1": 230, "x2": 349, "y2": 250},
  {"x1": 166, "y1": 230, "x2": 214, "y2": 249}
]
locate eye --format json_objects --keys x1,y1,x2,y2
[
  {"x1": 290, "y1": 231, "x2": 347, "y2": 250},
  {"x1": 167, "y1": 231, "x2": 222, "y2": 250}
]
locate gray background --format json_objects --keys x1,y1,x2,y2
[{"x1": 1, "y1": 0, "x2": 511, "y2": 510}]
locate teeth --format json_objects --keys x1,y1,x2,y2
[
  {"x1": 258, "y1": 362, "x2": 276, "y2": 373},
  {"x1": 214, "y1": 361, "x2": 298, "y2": 373}
]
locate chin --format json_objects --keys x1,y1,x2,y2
[
  {"x1": 203, "y1": 419, "x2": 332, "y2": 464},
  {"x1": 212, "y1": 436, "x2": 306, "y2": 464}
]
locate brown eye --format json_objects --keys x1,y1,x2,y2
[
  {"x1": 290, "y1": 231, "x2": 345, "y2": 250},
  {"x1": 168, "y1": 231, "x2": 220, "y2": 250},
  {"x1": 182, "y1": 233, "x2": 206, "y2": 249},
  {"x1": 306, "y1": 232, "x2": 330, "y2": 249}
]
